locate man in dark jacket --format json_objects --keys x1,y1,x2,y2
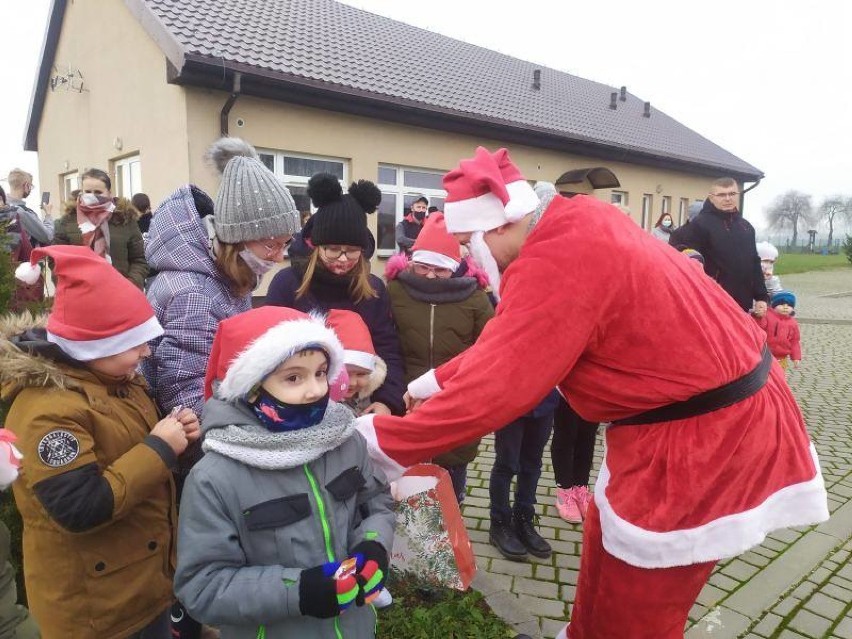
[
  {"x1": 395, "y1": 195, "x2": 429, "y2": 254},
  {"x1": 669, "y1": 177, "x2": 769, "y2": 314}
]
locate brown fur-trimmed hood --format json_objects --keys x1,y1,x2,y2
[
  {"x1": 0, "y1": 312, "x2": 72, "y2": 401},
  {"x1": 62, "y1": 197, "x2": 139, "y2": 226}
]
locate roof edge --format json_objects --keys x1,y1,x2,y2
[
  {"x1": 123, "y1": 0, "x2": 187, "y2": 72},
  {"x1": 24, "y1": 0, "x2": 68, "y2": 152},
  {"x1": 172, "y1": 56, "x2": 764, "y2": 182}
]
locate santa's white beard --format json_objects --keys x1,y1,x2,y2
[{"x1": 469, "y1": 231, "x2": 502, "y2": 301}]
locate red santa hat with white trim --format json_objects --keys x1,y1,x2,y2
[
  {"x1": 204, "y1": 306, "x2": 345, "y2": 402},
  {"x1": 14, "y1": 245, "x2": 162, "y2": 361},
  {"x1": 442, "y1": 147, "x2": 539, "y2": 233},
  {"x1": 410, "y1": 213, "x2": 461, "y2": 271},
  {"x1": 325, "y1": 309, "x2": 387, "y2": 398}
]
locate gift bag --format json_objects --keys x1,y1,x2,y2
[{"x1": 390, "y1": 463, "x2": 476, "y2": 590}]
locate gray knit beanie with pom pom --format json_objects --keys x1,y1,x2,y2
[{"x1": 205, "y1": 137, "x2": 300, "y2": 243}]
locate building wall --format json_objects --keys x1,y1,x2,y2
[{"x1": 35, "y1": 0, "x2": 190, "y2": 208}]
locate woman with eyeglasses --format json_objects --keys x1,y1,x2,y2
[
  {"x1": 384, "y1": 213, "x2": 494, "y2": 501},
  {"x1": 266, "y1": 173, "x2": 406, "y2": 417}
]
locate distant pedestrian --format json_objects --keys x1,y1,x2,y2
[
  {"x1": 132, "y1": 192, "x2": 153, "y2": 236},
  {"x1": 754, "y1": 290, "x2": 801, "y2": 369},
  {"x1": 650, "y1": 212, "x2": 676, "y2": 242},
  {"x1": 395, "y1": 195, "x2": 429, "y2": 255}
]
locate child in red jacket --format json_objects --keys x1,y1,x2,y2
[{"x1": 755, "y1": 290, "x2": 801, "y2": 369}]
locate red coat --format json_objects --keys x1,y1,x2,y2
[
  {"x1": 357, "y1": 194, "x2": 827, "y2": 568},
  {"x1": 755, "y1": 309, "x2": 801, "y2": 361}
]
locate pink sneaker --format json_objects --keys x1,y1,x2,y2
[
  {"x1": 574, "y1": 486, "x2": 593, "y2": 520},
  {"x1": 556, "y1": 486, "x2": 582, "y2": 523}
]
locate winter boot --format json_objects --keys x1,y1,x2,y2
[
  {"x1": 489, "y1": 516, "x2": 528, "y2": 561},
  {"x1": 514, "y1": 512, "x2": 552, "y2": 559}
]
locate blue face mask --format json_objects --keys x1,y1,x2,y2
[{"x1": 250, "y1": 387, "x2": 330, "y2": 432}]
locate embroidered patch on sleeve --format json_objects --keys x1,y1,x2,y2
[{"x1": 37, "y1": 430, "x2": 80, "y2": 468}]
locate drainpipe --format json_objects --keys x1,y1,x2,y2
[{"x1": 219, "y1": 72, "x2": 242, "y2": 137}]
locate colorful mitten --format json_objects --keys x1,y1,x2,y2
[
  {"x1": 351, "y1": 540, "x2": 389, "y2": 605},
  {"x1": 298, "y1": 561, "x2": 358, "y2": 618}
]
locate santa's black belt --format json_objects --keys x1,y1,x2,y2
[{"x1": 611, "y1": 346, "x2": 772, "y2": 426}]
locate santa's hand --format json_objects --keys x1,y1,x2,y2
[
  {"x1": 403, "y1": 392, "x2": 424, "y2": 413},
  {"x1": 354, "y1": 415, "x2": 407, "y2": 482},
  {"x1": 362, "y1": 402, "x2": 391, "y2": 416}
]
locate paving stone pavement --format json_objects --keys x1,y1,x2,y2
[{"x1": 464, "y1": 269, "x2": 852, "y2": 638}]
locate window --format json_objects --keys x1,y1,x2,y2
[
  {"x1": 641, "y1": 194, "x2": 653, "y2": 229},
  {"x1": 376, "y1": 165, "x2": 447, "y2": 255},
  {"x1": 661, "y1": 196, "x2": 671, "y2": 216},
  {"x1": 257, "y1": 150, "x2": 347, "y2": 225},
  {"x1": 611, "y1": 190, "x2": 629, "y2": 207},
  {"x1": 113, "y1": 155, "x2": 142, "y2": 198},
  {"x1": 61, "y1": 171, "x2": 79, "y2": 201},
  {"x1": 678, "y1": 198, "x2": 689, "y2": 225}
]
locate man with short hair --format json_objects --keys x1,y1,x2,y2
[
  {"x1": 670, "y1": 177, "x2": 768, "y2": 314},
  {"x1": 6, "y1": 168, "x2": 53, "y2": 246},
  {"x1": 395, "y1": 195, "x2": 429, "y2": 255},
  {"x1": 356, "y1": 148, "x2": 827, "y2": 639}
]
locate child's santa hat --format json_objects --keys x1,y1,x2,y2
[
  {"x1": 15, "y1": 245, "x2": 162, "y2": 361},
  {"x1": 205, "y1": 306, "x2": 345, "y2": 402},
  {"x1": 410, "y1": 213, "x2": 461, "y2": 271},
  {"x1": 442, "y1": 147, "x2": 539, "y2": 233},
  {"x1": 756, "y1": 241, "x2": 779, "y2": 261},
  {"x1": 325, "y1": 310, "x2": 387, "y2": 394}
]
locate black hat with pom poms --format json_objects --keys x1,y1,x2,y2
[{"x1": 306, "y1": 173, "x2": 381, "y2": 257}]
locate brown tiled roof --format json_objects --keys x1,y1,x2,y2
[{"x1": 28, "y1": 0, "x2": 762, "y2": 179}]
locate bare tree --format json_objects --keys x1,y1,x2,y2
[
  {"x1": 818, "y1": 196, "x2": 846, "y2": 247},
  {"x1": 766, "y1": 191, "x2": 812, "y2": 247}
]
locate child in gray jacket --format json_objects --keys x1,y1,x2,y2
[{"x1": 174, "y1": 306, "x2": 395, "y2": 639}]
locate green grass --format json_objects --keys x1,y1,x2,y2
[
  {"x1": 773, "y1": 253, "x2": 851, "y2": 275},
  {"x1": 377, "y1": 570, "x2": 515, "y2": 639}
]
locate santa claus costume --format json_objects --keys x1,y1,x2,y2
[{"x1": 355, "y1": 148, "x2": 829, "y2": 638}]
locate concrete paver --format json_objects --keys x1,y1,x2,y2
[{"x1": 465, "y1": 269, "x2": 852, "y2": 638}]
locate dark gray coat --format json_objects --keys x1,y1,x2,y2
[{"x1": 175, "y1": 399, "x2": 395, "y2": 639}]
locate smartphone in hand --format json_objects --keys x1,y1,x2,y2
[{"x1": 40, "y1": 191, "x2": 50, "y2": 208}]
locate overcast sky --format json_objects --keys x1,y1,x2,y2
[{"x1": 2, "y1": 0, "x2": 850, "y2": 235}]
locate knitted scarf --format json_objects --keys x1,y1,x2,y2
[
  {"x1": 76, "y1": 197, "x2": 114, "y2": 260},
  {"x1": 396, "y1": 270, "x2": 479, "y2": 304},
  {"x1": 203, "y1": 400, "x2": 357, "y2": 469}
]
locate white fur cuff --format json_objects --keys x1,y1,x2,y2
[{"x1": 407, "y1": 369, "x2": 441, "y2": 400}]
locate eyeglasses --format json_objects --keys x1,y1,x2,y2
[
  {"x1": 710, "y1": 191, "x2": 740, "y2": 199},
  {"x1": 319, "y1": 245, "x2": 363, "y2": 260},
  {"x1": 247, "y1": 236, "x2": 293, "y2": 258},
  {"x1": 412, "y1": 262, "x2": 453, "y2": 278}
]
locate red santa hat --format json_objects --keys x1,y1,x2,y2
[
  {"x1": 15, "y1": 245, "x2": 162, "y2": 361},
  {"x1": 410, "y1": 213, "x2": 461, "y2": 271},
  {"x1": 325, "y1": 309, "x2": 377, "y2": 372},
  {"x1": 204, "y1": 306, "x2": 345, "y2": 401},
  {"x1": 442, "y1": 147, "x2": 539, "y2": 233}
]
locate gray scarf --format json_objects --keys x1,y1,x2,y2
[
  {"x1": 203, "y1": 400, "x2": 357, "y2": 469},
  {"x1": 396, "y1": 270, "x2": 479, "y2": 303}
]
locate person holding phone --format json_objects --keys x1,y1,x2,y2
[
  {"x1": 5, "y1": 168, "x2": 54, "y2": 247},
  {"x1": 53, "y1": 168, "x2": 149, "y2": 288}
]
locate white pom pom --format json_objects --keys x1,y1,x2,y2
[{"x1": 15, "y1": 262, "x2": 41, "y2": 285}]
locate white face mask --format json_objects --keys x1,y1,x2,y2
[
  {"x1": 239, "y1": 248, "x2": 277, "y2": 277},
  {"x1": 661, "y1": 219, "x2": 672, "y2": 228}
]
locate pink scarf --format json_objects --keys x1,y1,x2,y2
[{"x1": 76, "y1": 195, "x2": 114, "y2": 260}]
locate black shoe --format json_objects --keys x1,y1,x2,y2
[
  {"x1": 490, "y1": 517, "x2": 528, "y2": 561},
  {"x1": 514, "y1": 513, "x2": 552, "y2": 559}
]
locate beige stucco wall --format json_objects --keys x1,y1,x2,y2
[{"x1": 35, "y1": 0, "x2": 189, "y2": 208}]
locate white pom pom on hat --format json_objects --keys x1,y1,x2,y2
[{"x1": 14, "y1": 261, "x2": 42, "y2": 285}]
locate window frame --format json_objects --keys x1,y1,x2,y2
[
  {"x1": 61, "y1": 170, "x2": 80, "y2": 201},
  {"x1": 610, "y1": 190, "x2": 629, "y2": 207},
  {"x1": 641, "y1": 194, "x2": 653, "y2": 230},
  {"x1": 376, "y1": 164, "x2": 448, "y2": 257},
  {"x1": 112, "y1": 154, "x2": 142, "y2": 199}
]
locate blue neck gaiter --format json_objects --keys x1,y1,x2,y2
[{"x1": 250, "y1": 387, "x2": 330, "y2": 433}]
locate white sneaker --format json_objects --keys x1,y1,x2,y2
[{"x1": 372, "y1": 587, "x2": 393, "y2": 609}]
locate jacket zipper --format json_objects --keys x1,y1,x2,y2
[
  {"x1": 428, "y1": 304, "x2": 436, "y2": 369},
  {"x1": 304, "y1": 464, "x2": 344, "y2": 639}
]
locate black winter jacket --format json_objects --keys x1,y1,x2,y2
[{"x1": 669, "y1": 200, "x2": 768, "y2": 311}]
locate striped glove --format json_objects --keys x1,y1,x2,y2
[
  {"x1": 298, "y1": 561, "x2": 359, "y2": 618},
  {"x1": 351, "y1": 540, "x2": 389, "y2": 606}
]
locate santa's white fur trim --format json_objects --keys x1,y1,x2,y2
[
  {"x1": 218, "y1": 316, "x2": 345, "y2": 401},
  {"x1": 555, "y1": 626, "x2": 568, "y2": 639},
  {"x1": 444, "y1": 180, "x2": 538, "y2": 233},
  {"x1": 595, "y1": 443, "x2": 829, "y2": 569},
  {"x1": 411, "y1": 250, "x2": 460, "y2": 271},
  {"x1": 354, "y1": 414, "x2": 407, "y2": 482},
  {"x1": 407, "y1": 369, "x2": 441, "y2": 399},
  {"x1": 14, "y1": 262, "x2": 41, "y2": 285},
  {"x1": 469, "y1": 231, "x2": 501, "y2": 302},
  {"x1": 47, "y1": 316, "x2": 163, "y2": 361},
  {"x1": 365, "y1": 357, "x2": 387, "y2": 396}
]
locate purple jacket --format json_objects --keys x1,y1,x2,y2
[
  {"x1": 266, "y1": 265, "x2": 406, "y2": 415},
  {"x1": 142, "y1": 185, "x2": 251, "y2": 431}
]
